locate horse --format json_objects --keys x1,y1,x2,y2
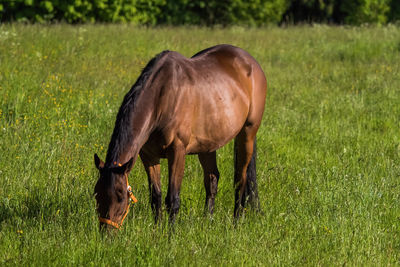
[{"x1": 94, "y1": 44, "x2": 267, "y2": 229}]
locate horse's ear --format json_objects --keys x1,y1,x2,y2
[
  {"x1": 124, "y1": 157, "x2": 134, "y2": 173},
  {"x1": 113, "y1": 157, "x2": 134, "y2": 174},
  {"x1": 94, "y1": 153, "x2": 104, "y2": 169}
]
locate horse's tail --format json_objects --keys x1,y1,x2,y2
[{"x1": 245, "y1": 138, "x2": 260, "y2": 211}]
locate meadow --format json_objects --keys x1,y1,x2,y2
[{"x1": 0, "y1": 24, "x2": 399, "y2": 265}]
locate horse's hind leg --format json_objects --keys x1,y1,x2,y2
[
  {"x1": 198, "y1": 151, "x2": 220, "y2": 215},
  {"x1": 233, "y1": 126, "x2": 257, "y2": 218},
  {"x1": 140, "y1": 151, "x2": 162, "y2": 223}
]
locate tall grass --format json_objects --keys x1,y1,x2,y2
[{"x1": 1, "y1": 24, "x2": 399, "y2": 265}]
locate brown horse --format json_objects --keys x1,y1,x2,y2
[{"x1": 94, "y1": 44, "x2": 267, "y2": 229}]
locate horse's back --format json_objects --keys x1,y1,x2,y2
[{"x1": 149, "y1": 45, "x2": 266, "y2": 154}]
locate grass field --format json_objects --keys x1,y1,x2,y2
[{"x1": 1, "y1": 24, "x2": 400, "y2": 265}]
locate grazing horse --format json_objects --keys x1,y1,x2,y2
[{"x1": 94, "y1": 44, "x2": 267, "y2": 229}]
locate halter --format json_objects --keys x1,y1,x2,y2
[{"x1": 98, "y1": 173, "x2": 138, "y2": 229}]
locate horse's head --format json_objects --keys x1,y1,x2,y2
[{"x1": 93, "y1": 154, "x2": 135, "y2": 230}]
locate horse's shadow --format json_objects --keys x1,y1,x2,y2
[{"x1": 0, "y1": 189, "x2": 94, "y2": 228}]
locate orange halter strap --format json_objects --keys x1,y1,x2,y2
[{"x1": 98, "y1": 174, "x2": 138, "y2": 229}]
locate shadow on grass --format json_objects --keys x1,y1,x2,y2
[{"x1": 0, "y1": 188, "x2": 94, "y2": 228}]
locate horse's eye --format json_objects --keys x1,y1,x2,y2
[{"x1": 116, "y1": 189, "x2": 124, "y2": 202}]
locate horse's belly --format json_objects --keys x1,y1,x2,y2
[
  {"x1": 185, "y1": 133, "x2": 236, "y2": 154},
  {"x1": 185, "y1": 103, "x2": 248, "y2": 154}
]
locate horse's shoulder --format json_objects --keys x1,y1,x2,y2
[{"x1": 156, "y1": 51, "x2": 194, "y2": 78}]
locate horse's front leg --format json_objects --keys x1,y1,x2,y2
[
  {"x1": 165, "y1": 140, "x2": 186, "y2": 224},
  {"x1": 140, "y1": 151, "x2": 162, "y2": 223}
]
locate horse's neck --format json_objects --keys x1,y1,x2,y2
[
  {"x1": 121, "y1": 117, "x2": 152, "y2": 163},
  {"x1": 106, "y1": 104, "x2": 155, "y2": 166}
]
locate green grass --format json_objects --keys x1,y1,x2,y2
[{"x1": 1, "y1": 24, "x2": 400, "y2": 265}]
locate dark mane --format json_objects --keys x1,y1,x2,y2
[{"x1": 105, "y1": 50, "x2": 170, "y2": 166}]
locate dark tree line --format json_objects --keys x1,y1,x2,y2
[{"x1": 1, "y1": 0, "x2": 399, "y2": 25}]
